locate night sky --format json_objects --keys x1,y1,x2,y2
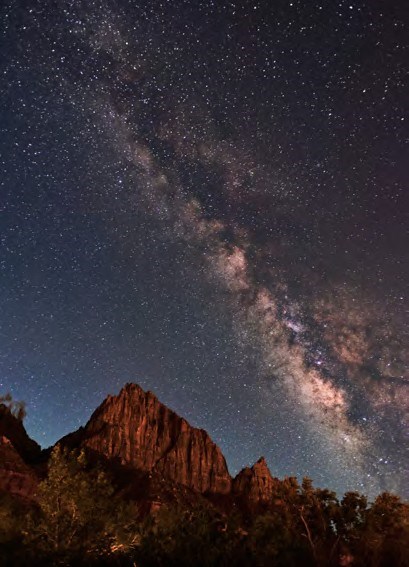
[{"x1": 1, "y1": 0, "x2": 408, "y2": 500}]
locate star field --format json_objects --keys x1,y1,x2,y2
[{"x1": 1, "y1": 0, "x2": 408, "y2": 500}]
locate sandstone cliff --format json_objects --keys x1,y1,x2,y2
[
  {"x1": 0, "y1": 405, "x2": 41, "y2": 499},
  {"x1": 61, "y1": 383, "x2": 232, "y2": 495},
  {"x1": 0, "y1": 404, "x2": 41, "y2": 464},
  {"x1": 0, "y1": 386, "x2": 279, "y2": 506},
  {"x1": 233, "y1": 456, "x2": 277, "y2": 502},
  {"x1": 0, "y1": 435, "x2": 38, "y2": 498}
]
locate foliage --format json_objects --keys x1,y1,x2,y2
[
  {"x1": 0, "y1": 492, "x2": 35, "y2": 565},
  {"x1": 0, "y1": 491, "x2": 24, "y2": 544},
  {"x1": 0, "y1": 392, "x2": 27, "y2": 421},
  {"x1": 138, "y1": 504, "x2": 231, "y2": 566},
  {"x1": 354, "y1": 492, "x2": 409, "y2": 567},
  {"x1": 0, "y1": 453, "x2": 409, "y2": 566},
  {"x1": 134, "y1": 482, "x2": 409, "y2": 567},
  {"x1": 23, "y1": 446, "x2": 139, "y2": 564}
]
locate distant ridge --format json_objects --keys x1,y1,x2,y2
[{"x1": 1, "y1": 383, "x2": 276, "y2": 506}]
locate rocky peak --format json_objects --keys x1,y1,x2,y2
[
  {"x1": 0, "y1": 406, "x2": 41, "y2": 499},
  {"x1": 0, "y1": 404, "x2": 41, "y2": 464},
  {"x1": 233, "y1": 456, "x2": 276, "y2": 502},
  {"x1": 61, "y1": 383, "x2": 232, "y2": 495},
  {"x1": 0, "y1": 436, "x2": 38, "y2": 498}
]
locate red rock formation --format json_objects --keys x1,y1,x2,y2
[
  {"x1": 62, "y1": 383, "x2": 232, "y2": 495},
  {"x1": 233, "y1": 456, "x2": 276, "y2": 502},
  {"x1": 0, "y1": 404, "x2": 41, "y2": 464},
  {"x1": 0, "y1": 435, "x2": 38, "y2": 498},
  {"x1": 0, "y1": 404, "x2": 41, "y2": 499},
  {"x1": 0, "y1": 386, "x2": 282, "y2": 509}
]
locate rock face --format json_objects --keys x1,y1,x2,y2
[
  {"x1": 0, "y1": 386, "x2": 280, "y2": 507},
  {"x1": 0, "y1": 405, "x2": 41, "y2": 498},
  {"x1": 0, "y1": 404, "x2": 41, "y2": 464},
  {"x1": 233, "y1": 457, "x2": 276, "y2": 502},
  {"x1": 62, "y1": 383, "x2": 232, "y2": 495},
  {"x1": 0, "y1": 436, "x2": 38, "y2": 498}
]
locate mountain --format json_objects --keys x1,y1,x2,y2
[
  {"x1": 0, "y1": 383, "x2": 276, "y2": 508},
  {"x1": 0, "y1": 436, "x2": 38, "y2": 499},
  {"x1": 233, "y1": 457, "x2": 276, "y2": 503},
  {"x1": 3, "y1": 385, "x2": 409, "y2": 566},
  {"x1": 0, "y1": 405, "x2": 42, "y2": 499},
  {"x1": 0, "y1": 404, "x2": 41, "y2": 464},
  {"x1": 60, "y1": 383, "x2": 232, "y2": 496}
]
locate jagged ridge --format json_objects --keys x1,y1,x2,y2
[
  {"x1": 0, "y1": 384, "x2": 276, "y2": 505},
  {"x1": 233, "y1": 456, "x2": 277, "y2": 502},
  {"x1": 0, "y1": 405, "x2": 42, "y2": 498},
  {"x1": 60, "y1": 383, "x2": 233, "y2": 495}
]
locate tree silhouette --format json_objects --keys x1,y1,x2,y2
[{"x1": 0, "y1": 393, "x2": 27, "y2": 421}]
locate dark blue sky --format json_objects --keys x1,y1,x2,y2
[{"x1": 1, "y1": 0, "x2": 408, "y2": 499}]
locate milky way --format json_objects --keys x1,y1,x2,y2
[{"x1": 1, "y1": 0, "x2": 408, "y2": 499}]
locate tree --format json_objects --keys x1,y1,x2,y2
[
  {"x1": 0, "y1": 491, "x2": 23, "y2": 544},
  {"x1": 138, "y1": 503, "x2": 236, "y2": 567},
  {"x1": 0, "y1": 491, "x2": 33, "y2": 564},
  {"x1": 25, "y1": 445, "x2": 139, "y2": 564},
  {"x1": 357, "y1": 492, "x2": 409, "y2": 567},
  {"x1": 298, "y1": 478, "x2": 340, "y2": 565},
  {"x1": 0, "y1": 392, "x2": 26, "y2": 421},
  {"x1": 337, "y1": 491, "x2": 367, "y2": 545}
]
